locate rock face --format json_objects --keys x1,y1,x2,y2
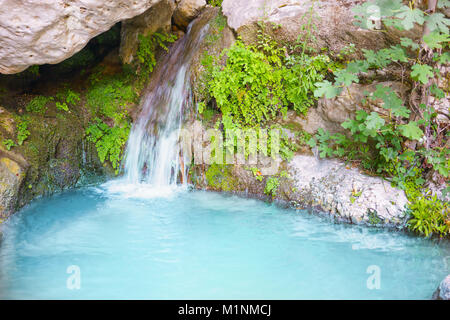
[
  {"x1": 120, "y1": 0, "x2": 176, "y2": 65},
  {"x1": 287, "y1": 155, "x2": 408, "y2": 226},
  {"x1": 284, "y1": 81, "x2": 409, "y2": 135},
  {"x1": 0, "y1": 0, "x2": 166, "y2": 74},
  {"x1": 0, "y1": 154, "x2": 27, "y2": 219},
  {"x1": 433, "y1": 275, "x2": 450, "y2": 300},
  {"x1": 222, "y1": 0, "x2": 389, "y2": 56},
  {"x1": 173, "y1": 0, "x2": 207, "y2": 29}
]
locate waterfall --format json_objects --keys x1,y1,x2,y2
[{"x1": 122, "y1": 16, "x2": 211, "y2": 187}]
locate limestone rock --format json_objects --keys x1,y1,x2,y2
[
  {"x1": 173, "y1": 0, "x2": 207, "y2": 29},
  {"x1": 120, "y1": 0, "x2": 176, "y2": 65},
  {"x1": 433, "y1": 275, "x2": 450, "y2": 300},
  {"x1": 0, "y1": 0, "x2": 166, "y2": 74},
  {"x1": 0, "y1": 154, "x2": 27, "y2": 218},
  {"x1": 282, "y1": 81, "x2": 409, "y2": 135},
  {"x1": 222, "y1": 0, "x2": 389, "y2": 57},
  {"x1": 288, "y1": 155, "x2": 408, "y2": 226},
  {"x1": 190, "y1": 8, "x2": 236, "y2": 103}
]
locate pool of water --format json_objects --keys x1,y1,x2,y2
[{"x1": 0, "y1": 181, "x2": 448, "y2": 299}]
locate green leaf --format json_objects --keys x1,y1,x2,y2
[
  {"x1": 395, "y1": 6, "x2": 425, "y2": 30},
  {"x1": 435, "y1": 52, "x2": 450, "y2": 64},
  {"x1": 399, "y1": 121, "x2": 423, "y2": 140},
  {"x1": 365, "y1": 112, "x2": 385, "y2": 131},
  {"x1": 400, "y1": 37, "x2": 419, "y2": 50},
  {"x1": 314, "y1": 81, "x2": 341, "y2": 99},
  {"x1": 437, "y1": 0, "x2": 450, "y2": 9},
  {"x1": 334, "y1": 69, "x2": 359, "y2": 87},
  {"x1": 410, "y1": 64, "x2": 434, "y2": 84},
  {"x1": 387, "y1": 45, "x2": 408, "y2": 62},
  {"x1": 425, "y1": 13, "x2": 450, "y2": 33},
  {"x1": 423, "y1": 31, "x2": 450, "y2": 50}
]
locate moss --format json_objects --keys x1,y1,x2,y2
[{"x1": 205, "y1": 163, "x2": 236, "y2": 192}]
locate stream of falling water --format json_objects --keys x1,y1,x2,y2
[{"x1": 121, "y1": 15, "x2": 210, "y2": 188}]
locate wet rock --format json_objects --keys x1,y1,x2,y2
[
  {"x1": 189, "y1": 7, "x2": 236, "y2": 103},
  {"x1": 120, "y1": 0, "x2": 176, "y2": 65},
  {"x1": 173, "y1": 0, "x2": 207, "y2": 29},
  {"x1": 0, "y1": 0, "x2": 166, "y2": 74},
  {"x1": 222, "y1": 0, "x2": 389, "y2": 57},
  {"x1": 0, "y1": 154, "x2": 27, "y2": 218},
  {"x1": 432, "y1": 275, "x2": 450, "y2": 300}
]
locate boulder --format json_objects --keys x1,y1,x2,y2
[
  {"x1": 287, "y1": 155, "x2": 408, "y2": 226},
  {"x1": 173, "y1": 0, "x2": 207, "y2": 29},
  {"x1": 222, "y1": 0, "x2": 389, "y2": 57},
  {"x1": 432, "y1": 275, "x2": 450, "y2": 300},
  {"x1": 0, "y1": 0, "x2": 167, "y2": 74},
  {"x1": 120, "y1": 0, "x2": 176, "y2": 65},
  {"x1": 0, "y1": 154, "x2": 27, "y2": 218}
]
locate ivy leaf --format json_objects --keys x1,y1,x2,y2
[
  {"x1": 365, "y1": 112, "x2": 385, "y2": 130},
  {"x1": 346, "y1": 60, "x2": 369, "y2": 74},
  {"x1": 423, "y1": 31, "x2": 450, "y2": 49},
  {"x1": 372, "y1": 85, "x2": 410, "y2": 118},
  {"x1": 400, "y1": 37, "x2": 419, "y2": 50},
  {"x1": 387, "y1": 45, "x2": 408, "y2": 63},
  {"x1": 395, "y1": 6, "x2": 425, "y2": 30},
  {"x1": 425, "y1": 13, "x2": 450, "y2": 33},
  {"x1": 314, "y1": 81, "x2": 341, "y2": 99},
  {"x1": 334, "y1": 69, "x2": 359, "y2": 87},
  {"x1": 399, "y1": 121, "x2": 423, "y2": 140},
  {"x1": 410, "y1": 64, "x2": 434, "y2": 84},
  {"x1": 435, "y1": 52, "x2": 450, "y2": 64},
  {"x1": 437, "y1": 0, "x2": 450, "y2": 8}
]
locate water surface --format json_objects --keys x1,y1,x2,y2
[{"x1": 0, "y1": 182, "x2": 448, "y2": 299}]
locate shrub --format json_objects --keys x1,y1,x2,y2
[{"x1": 407, "y1": 196, "x2": 450, "y2": 238}]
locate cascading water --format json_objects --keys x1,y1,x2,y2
[{"x1": 122, "y1": 16, "x2": 210, "y2": 187}]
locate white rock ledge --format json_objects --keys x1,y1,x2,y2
[
  {"x1": 433, "y1": 275, "x2": 450, "y2": 300},
  {"x1": 288, "y1": 155, "x2": 409, "y2": 226}
]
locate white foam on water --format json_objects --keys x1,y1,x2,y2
[{"x1": 100, "y1": 179, "x2": 185, "y2": 199}]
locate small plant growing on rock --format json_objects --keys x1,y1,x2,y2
[
  {"x1": 2, "y1": 138, "x2": 16, "y2": 150},
  {"x1": 25, "y1": 96, "x2": 50, "y2": 115},
  {"x1": 136, "y1": 32, "x2": 177, "y2": 76},
  {"x1": 264, "y1": 176, "x2": 280, "y2": 197},
  {"x1": 16, "y1": 119, "x2": 30, "y2": 145}
]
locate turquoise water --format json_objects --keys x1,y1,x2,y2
[{"x1": 0, "y1": 182, "x2": 448, "y2": 299}]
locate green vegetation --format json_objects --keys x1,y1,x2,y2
[
  {"x1": 85, "y1": 29, "x2": 177, "y2": 174},
  {"x1": 205, "y1": 164, "x2": 236, "y2": 191},
  {"x1": 208, "y1": 38, "x2": 330, "y2": 126},
  {"x1": 86, "y1": 117, "x2": 130, "y2": 173},
  {"x1": 2, "y1": 138, "x2": 16, "y2": 150},
  {"x1": 207, "y1": 0, "x2": 223, "y2": 7},
  {"x1": 26, "y1": 96, "x2": 50, "y2": 115},
  {"x1": 264, "y1": 176, "x2": 280, "y2": 197},
  {"x1": 85, "y1": 68, "x2": 138, "y2": 174},
  {"x1": 309, "y1": 0, "x2": 450, "y2": 237},
  {"x1": 16, "y1": 118, "x2": 30, "y2": 145},
  {"x1": 55, "y1": 88, "x2": 81, "y2": 112},
  {"x1": 136, "y1": 32, "x2": 177, "y2": 76},
  {"x1": 407, "y1": 195, "x2": 450, "y2": 238}
]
